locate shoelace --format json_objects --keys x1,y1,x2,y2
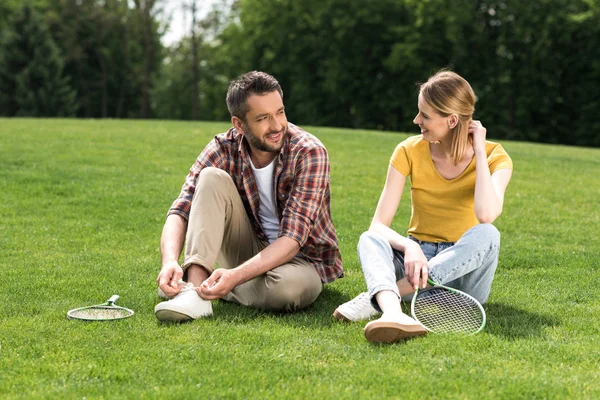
[{"x1": 180, "y1": 282, "x2": 196, "y2": 292}]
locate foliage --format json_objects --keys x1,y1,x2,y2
[
  {"x1": 0, "y1": 2, "x2": 77, "y2": 117},
  {"x1": 456, "y1": 0, "x2": 600, "y2": 146},
  {"x1": 152, "y1": 1, "x2": 236, "y2": 121},
  {"x1": 0, "y1": 0, "x2": 164, "y2": 119},
  {"x1": 1, "y1": 118, "x2": 599, "y2": 398},
  {"x1": 42, "y1": 0, "x2": 164, "y2": 118},
  {"x1": 226, "y1": 0, "x2": 414, "y2": 129},
  {"x1": 0, "y1": 0, "x2": 599, "y2": 146},
  {"x1": 222, "y1": 0, "x2": 600, "y2": 146}
]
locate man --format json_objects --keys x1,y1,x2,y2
[{"x1": 154, "y1": 71, "x2": 343, "y2": 322}]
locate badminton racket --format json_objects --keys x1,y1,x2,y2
[
  {"x1": 411, "y1": 279, "x2": 485, "y2": 335},
  {"x1": 67, "y1": 295, "x2": 134, "y2": 321}
]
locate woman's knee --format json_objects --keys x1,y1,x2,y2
[
  {"x1": 358, "y1": 231, "x2": 391, "y2": 254},
  {"x1": 466, "y1": 223, "x2": 500, "y2": 248}
]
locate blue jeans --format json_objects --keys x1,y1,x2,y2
[{"x1": 358, "y1": 224, "x2": 500, "y2": 310}]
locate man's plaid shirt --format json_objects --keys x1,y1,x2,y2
[{"x1": 168, "y1": 123, "x2": 344, "y2": 284}]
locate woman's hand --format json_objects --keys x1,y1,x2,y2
[
  {"x1": 469, "y1": 120, "x2": 487, "y2": 154},
  {"x1": 404, "y1": 240, "x2": 429, "y2": 289}
]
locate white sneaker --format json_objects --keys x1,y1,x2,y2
[
  {"x1": 333, "y1": 292, "x2": 380, "y2": 321},
  {"x1": 154, "y1": 283, "x2": 213, "y2": 322},
  {"x1": 157, "y1": 279, "x2": 185, "y2": 300},
  {"x1": 157, "y1": 286, "x2": 169, "y2": 300}
]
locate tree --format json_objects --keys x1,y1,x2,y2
[
  {"x1": 221, "y1": 0, "x2": 600, "y2": 146},
  {"x1": 224, "y1": 0, "x2": 421, "y2": 129},
  {"x1": 188, "y1": 0, "x2": 200, "y2": 120},
  {"x1": 152, "y1": 0, "x2": 237, "y2": 121},
  {"x1": 0, "y1": 2, "x2": 76, "y2": 117},
  {"x1": 46, "y1": 0, "x2": 123, "y2": 118},
  {"x1": 133, "y1": 0, "x2": 164, "y2": 118},
  {"x1": 43, "y1": 0, "x2": 164, "y2": 119}
]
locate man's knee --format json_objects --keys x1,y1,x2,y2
[
  {"x1": 261, "y1": 269, "x2": 322, "y2": 311},
  {"x1": 194, "y1": 167, "x2": 237, "y2": 204},
  {"x1": 198, "y1": 167, "x2": 231, "y2": 186}
]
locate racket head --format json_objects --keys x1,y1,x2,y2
[
  {"x1": 411, "y1": 285, "x2": 486, "y2": 335},
  {"x1": 67, "y1": 295, "x2": 134, "y2": 321}
]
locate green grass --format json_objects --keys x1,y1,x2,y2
[{"x1": 1, "y1": 118, "x2": 599, "y2": 399}]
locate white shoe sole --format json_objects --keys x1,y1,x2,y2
[
  {"x1": 154, "y1": 295, "x2": 213, "y2": 322},
  {"x1": 155, "y1": 308, "x2": 194, "y2": 322}
]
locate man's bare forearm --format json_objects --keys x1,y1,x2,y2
[
  {"x1": 234, "y1": 236, "x2": 300, "y2": 284},
  {"x1": 160, "y1": 214, "x2": 187, "y2": 267}
]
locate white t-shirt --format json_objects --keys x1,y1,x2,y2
[{"x1": 250, "y1": 158, "x2": 280, "y2": 243}]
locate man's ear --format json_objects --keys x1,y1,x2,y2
[{"x1": 232, "y1": 116, "x2": 244, "y2": 133}]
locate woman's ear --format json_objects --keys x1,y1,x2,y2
[{"x1": 448, "y1": 114, "x2": 458, "y2": 129}]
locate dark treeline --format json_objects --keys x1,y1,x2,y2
[{"x1": 1, "y1": 0, "x2": 599, "y2": 146}]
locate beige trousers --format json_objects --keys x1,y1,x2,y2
[{"x1": 182, "y1": 167, "x2": 322, "y2": 311}]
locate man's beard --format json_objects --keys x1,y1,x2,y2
[{"x1": 243, "y1": 123, "x2": 287, "y2": 153}]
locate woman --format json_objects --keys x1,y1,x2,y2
[{"x1": 334, "y1": 70, "x2": 513, "y2": 343}]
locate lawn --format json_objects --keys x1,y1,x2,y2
[{"x1": 1, "y1": 118, "x2": 599, "y2": 399}]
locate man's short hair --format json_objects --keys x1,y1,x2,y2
[{"x1": 226, "y1": 71, "x2": 283, "y2": 121}]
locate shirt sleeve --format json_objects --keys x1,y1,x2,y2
[
  {"x1": 279, "y1": 145, "x2": 330, "y2": 247},
  {"x1": 390, "y1": 140, "x2": 412, "y2": 177},
  {"x1": 167, "y1": 139, "x2": 224, "y2": 221},
  {"x1": 488, "y1": 144, "x2": 513, "y2": 174}
]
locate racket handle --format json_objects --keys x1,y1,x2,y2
[{"x1": 107, "y1": 295, "x2": 120, "y2": 304}]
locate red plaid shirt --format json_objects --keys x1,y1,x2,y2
[{"x1": 168, "y1": 123, "x2": 344, "y2": 284}]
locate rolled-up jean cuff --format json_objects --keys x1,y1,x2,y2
[
  {"x1": 182, "y1": 256, "x2": 214, "y2": 274},
  {"x1": 368, "y1": 284, "x2": 400, "y2": 313},
  {"x1": 427, "y1": 271, "x2": 441, "y2": 284}
]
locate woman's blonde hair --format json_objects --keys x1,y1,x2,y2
[{"x1": 419, "y1": 70, "x2": 476, "y2": 165}]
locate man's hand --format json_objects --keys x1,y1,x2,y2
[
  {"x1": 197, "y1": 268, "x2": 242, "y2": 300},
  {"x1": 404, "y1": 240, "x2": 428, "y2": 290},
  {"x1": 156, "y1": 261, "x2": 184, "y2": 298}
]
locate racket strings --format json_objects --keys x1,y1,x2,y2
[
  {"x1": 413, "y1": 289, "x2": 484, "y2": 334},
  {"x1": 68, "y1": 306, "x2": 133, "y2": 320}
]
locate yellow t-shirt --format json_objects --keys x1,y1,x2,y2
[{"x1": 390, "y1": 135, "x2": 513, "y2": 243}]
